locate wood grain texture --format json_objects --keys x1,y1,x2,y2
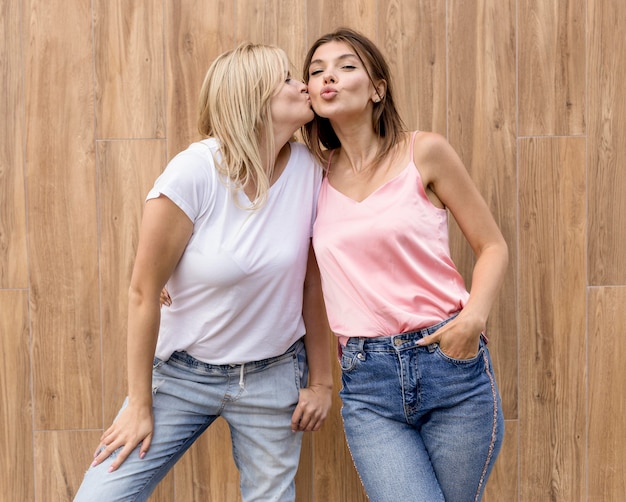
[
  {"x1": 519, "y1": 0, "x2": 586, "y2": 136},
  {"x1": 295, "y1": 433, "x2": 314, "y2": 502},
  {"x1": 306, "y1": 0, "x2": 378, "y2": 48},
  {"x1": 447, "y1": 0, "x2": 518, "y2": 420},
  {"x1": 7, "y1": 1, "x2": 625, "y2": 500},
  {"x1": 97, "y1": 139, "x2": 172, "y2": 501},
  {"x1": 173, "y1": 418, "x2": 242, "y2": 501},
  {"x1": 519, "y1": 137, "x2": 586, "y2": 501},
  {"x1": 588, "y1": 287, "x2": 626, "y2": 500},
  {"x1": 35, "y1": 430, "x2": 101, "y2": 501},
  {"x1": 379, "y1": 0, "x2": 447, "y2": 134},
  {"x1": 483, "y1": 420, "x2": 518, "y2": 501},
  {"x1": 0, "y1": 0, "x2": 28, "y2": 289},
  {"x1": 25, "y1": 0, "x2": 102, "y2": 430},
  {"x1": 235, "y1": 0, "x2": 307, "y2": 70},
  {"x1": 587, "y1": 0, "x2": 626, "y2": 286},
  {"x1": 93, "y1": 0, "x2": 166, "y2": 139},
  {"x1": 165, "y1": 0, "x2": 235, "y2": 157},
  {"x1": 97, "y1": 140, "x2": 167, "y2": 425},
  {"x1": 312, "y1": 338, "x2": 368, "y2": 502},
  {"x1": 0, "y1": 291, "x2": 33, "y2": 501}
]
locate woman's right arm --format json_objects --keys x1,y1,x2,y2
[{"x1": 91, "y1": 195, "x2": 193, "y2": 472}]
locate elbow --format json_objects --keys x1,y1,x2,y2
[
  {"x1": 500, "y1": 238, "x2": 509, "y2": 270},
  {"x1": 128, "y1": 283, "x2": 156, "y2": 309}
]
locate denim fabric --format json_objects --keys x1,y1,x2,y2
[
  {"x1": 74, "y1": 339, "x2": 307, "y2": 502},
  {"x1": 339, "y1": 317, "x2": 504, "y2": 502}
]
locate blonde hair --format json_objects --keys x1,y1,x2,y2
[{"x1": 197, "y1": 43, "x2": 289, "y2": 209}]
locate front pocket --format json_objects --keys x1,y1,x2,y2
[
  {"x1": 340, "y1": 348, "x2": 364, "y2": 372},
  {"x1": 435, "y1": 344, "x2": 484, "y2": 365}
]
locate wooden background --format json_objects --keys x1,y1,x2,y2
[{"x1": 1, "y1": 0, "x2": 625, "y2": 500}]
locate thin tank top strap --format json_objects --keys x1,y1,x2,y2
[
  {"x1": 410, "y1": 130, "x2": 419, "y2": 159},
  {"x1": 326, "y1": 149, "x2": 336, "y2": 171}
]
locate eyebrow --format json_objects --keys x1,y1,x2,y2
[{"x1": 309, "y1": 53, "x2": 360, "y2": 66}]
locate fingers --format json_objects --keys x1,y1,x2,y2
[
  {"x1": 91, "y1": 418, "x2": 153, "y2": 472},
  {"x1": 91, "y1": 437, "x2": 150, "y2": 472},
  {"x1": 291, "y1": 406, "x2": 325, "y2": 432},
  {"x1": 160, "y1": 288, "x2": 171, "y2": 307},
  {"x1": 291, "y1": 388, "x2": 331, "y2": 432},
  {"x1": 416, "y1": 333, "x2": 437, "y2": 347}
]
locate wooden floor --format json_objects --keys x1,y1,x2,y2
[{"x1": 1, "y1": 0, "x2": 625, "y2": 500}]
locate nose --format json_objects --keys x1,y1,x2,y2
[{"x1": 323, "y1": 72, "x2": 336, "y2": 84}]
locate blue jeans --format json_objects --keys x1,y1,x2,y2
[
  {"x1": 339, "y1": 317, "x2": 504, "y2": 502},
  {"x1": 74, "y1": 339, "x2": 307, "y2": 502}
]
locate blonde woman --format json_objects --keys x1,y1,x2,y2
[{"x1": 74, "y1": 43, "x2": 332, "y2": 502}]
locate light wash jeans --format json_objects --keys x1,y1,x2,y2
[
  {"x1": 74, "y1": 339, "x2": 307, "y2": 502},
  {"x1": 339, "y1": 316, "x2": 504, "y2": 502}
]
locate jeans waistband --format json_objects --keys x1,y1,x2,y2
[
  {"x1": 344, "y1": 313, "x2": 460, "y2": 352},
  {"x1": 166, "y1": 337, "x2": 304, "y2": 375}
]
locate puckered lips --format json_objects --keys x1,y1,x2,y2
[{"x1": 320, "y1": 86, "x2": 338, "y2": 100}]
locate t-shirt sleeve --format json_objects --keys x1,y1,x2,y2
[{"x1": 146, "y1": 146, "x2": 213, "y2": 222}]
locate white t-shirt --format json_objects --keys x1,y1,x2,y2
[{"x1": 146, "y1": 139, "x2": 322, "y2": 365}]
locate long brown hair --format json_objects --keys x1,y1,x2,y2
[{"x1": 301, "y1": 28, "x2": 406, "y2": 167}]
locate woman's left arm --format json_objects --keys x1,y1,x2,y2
[
  {"x1": 416, "y1": 133, "x2": 508, "y2": 359},
  {"x1": 291, "y1": 242, "x2": 333, "y2": 432}
]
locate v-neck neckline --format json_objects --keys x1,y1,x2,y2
[
  {"x1": 240, "y1": 143, "x2": 293, "y2": 205},
  {"x1": 324, "y1": 162, "x2": 412, "y2": 204}
]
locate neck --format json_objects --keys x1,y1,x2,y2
[
  {"x1": 258, "y1": 126, "x2": 296, "y2": 174},
  {"x1": 330, "y1": 121, "x2": 381, "y2": 173}
]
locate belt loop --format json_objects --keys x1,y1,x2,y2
[{"x1": 239, "y1": 363, "x2": 245, "y2": 389}]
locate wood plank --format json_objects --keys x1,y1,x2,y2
[
  {"x1": 165, "y1": 0, "x2": 235, "y2": 157},
  {"x1": 25, "y1": 0, "x2": 101, "y2": 430},
  {"x1": 98, "y1": 139, "x2": 175, "y2": 501},
  {"x1": 312, "y1": 340, "x2": 367, "y2": 502},
  {"x1": 448, "y1": 0, "x2": 518, "y2": 419},
  {"x1": 235, "y1": 0, "x2": 307, "y2": 72},
  {"x1": 379, "y1": 0, "x2": 447, "y2": 134},
  {"x1": 518, "y1": 0, "x2": 586, "y2": 136},
  {"x1": 295, "y1": 432, "x2": 313, "y2": 502},
  {"x1": 97, "y1": 139, "x2": 167, "y2": 425},
  {"x1": 483, "y1": 420, "x2": 518, "y2": 501},
  {"x1": 35, "y1": 430, "x2": 101, "y2": 502},
  {"x1": 588, "y1": 287, "x2": 626, "y2": 500},
  {"x1": 0, "y1": 290, "x2": 33, "y2": 501},
  {"x1": 174, "y1": 418, "x2": 242, "y2": 501},
  {"x1": 93, "y1": 0, "x2": 165, "y2": 139},
  {"x1": 518, "y1": 137, "x2": 586, "y2": 501},
  {"x1": 587, "y1": 0, "x2": 626, "y2": 285},
  {"x1": 0, "y1": 0, "x2": 28, "y2": 288},
  {"x1": 37, "y1": 430, "x2": 178, "y2": 502},
  {"x1": 305, "y1": 0, "x2": 378, "y2": 48}
]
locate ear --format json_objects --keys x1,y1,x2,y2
[{"x1": 372, "y1": 79, "x2": 387, "y2": 103}]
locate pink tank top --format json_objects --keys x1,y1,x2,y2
[{"x1": 313, "y1": 132, "x2": 469, "y2": 345}]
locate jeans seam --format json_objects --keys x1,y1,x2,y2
[{"x1": 473, "y1": 350, "x2": 499, "y2": 502}]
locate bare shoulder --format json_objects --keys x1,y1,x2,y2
[
  {"x1": 412, "y1": 132, "x2": 465, "y2": 188},
  {"x1": 413, "y1": 131, "x2": 458, "y2": 164}
]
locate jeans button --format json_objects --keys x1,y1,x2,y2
[{"x1": 357, "y1": 353, "x2": 365, "y2": 361}]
